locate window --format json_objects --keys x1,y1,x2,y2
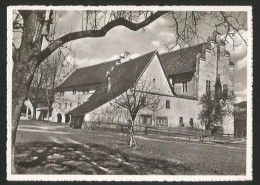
[
  {"x1": 182, "y1": 81, "x2": 187, "y2": 92},
  {"x1": 140, "y1": 115, "x2": 152, "y2": 125},
  {"x1": 59, "y1": 91, "x2": 64, "y2": 96},
  {"x1": 58, "y1": 103, "x2": 61, "y2": 109},
  {"x1": 166, "y1": 100, "x2": 170, "y2": 109},
  {"x1": 206, "y1": 80, "x2": 211, "y2": 93},
  {"x1": 223, "y1": 84, "x2": 228, "y2": 98},
  {"x1": 141, "y1": 97, "x2": 146, "y2": 106},
  {"x1": 65, "y1": 103, "x2": 67, "y2": 109},
  {"x1": 156, "y1": 117, "x2": 168, "y2": 127},
  {"x1": 190, "y1": 118, "x2": 194, "y2": 127},
  {"x1": 153, "y1": 78, "x2": 156, "y2": 83},
  {"x1": 78, "y1": 102, "x2": 80, "y2": 106},
  {"x1": 179, "y1": 117, "x2": 184, "y2": 127},
  {"x1": 70, "y1": 103, "x2": 72, "y2": 107},
  {"x1": 73, "y1": 89, "x2": 77, "y2": 94}
]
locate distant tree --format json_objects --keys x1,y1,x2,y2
[
  {"x1": 114, "y1": 78, "x2": 161, "y2": 148},
  {"x1": 29, "y1": 50, "x2": 75, "y2": 120},
  {"x1": 198, "y1": 79, "x2": 236, "y2": 133}
]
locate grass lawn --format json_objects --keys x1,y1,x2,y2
[{"x1": 14, "y1": 120, "x2": 246, "y2": 175}]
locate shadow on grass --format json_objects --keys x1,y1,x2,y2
[{"x1": 14, "y1": 142, "x2": 193, "y2": 175}]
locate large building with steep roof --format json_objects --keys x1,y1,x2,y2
[{"x1": 51, "y1": 33, "x2": 235, "y2": 134}]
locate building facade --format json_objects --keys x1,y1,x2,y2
[{"x1": 52, "y1": 32, "x2": 235, "y2": 134}]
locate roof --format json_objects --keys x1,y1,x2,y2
[
  {"x1": 56, "y1": 59, "x2": 119, "y2": 89},
  {"x1": 67, "y1": 51, "x2": 157, "y2": 116},
  {"x1": 159, "y1": 43, "x2": 205, "y2": 76}
]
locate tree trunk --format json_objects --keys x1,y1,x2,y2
[
  {"x1": 128, "y1": 121, "x2": 137, "y2": 148},
  {"x1": 11, "y1": 11, "x2": 45, "y2": 172},
  {"x1": 32, "y1": 103, "x2": 37, "y2": 120}
]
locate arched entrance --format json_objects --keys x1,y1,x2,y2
[
  {"x1": 65, "y1": 114, "x2": 70, "y2": 123},
  {"x1": 57, "y1": 113, "x2": 62, "y2": 123},
  {"x1": 28, "y1": 109, "x2": 32, "y2": 119}
]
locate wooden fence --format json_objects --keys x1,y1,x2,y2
[
  {"x1": 81, "y1": 121, "x2": 242, "y2": 141},
  {"x1": 82, "y1": 121, "x2": 211, "y2": 140}
]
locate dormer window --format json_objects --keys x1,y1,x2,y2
[
  {"x1": 73, "y1": 89, "x2": 76, "y2": 94},
  {"x1": 182, "y1": 81, "x2": 187, "y2": 92},
  {"x1": 59, "y1": 91, "x2": 64, "y2": 96}
]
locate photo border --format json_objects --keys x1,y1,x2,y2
[{"x1": 6, "y1": 5, "x2": 253, "y2": 181}]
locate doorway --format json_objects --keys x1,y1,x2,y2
[
  {"x1": 65, "y1": 114, "x2": 70, "y2": 123},
  {"x1": 57, "y1": 113, "x2": 62, "y2": 123}
]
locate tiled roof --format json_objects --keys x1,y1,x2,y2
[
  {"x1": 56, "y1": 59, "x2": 118, "y2": 89},
  {"x1": 67, "y1": 51, "x2": 157, "y2": 116},
  {"x1": 159, "y1": 43, "x2": 205, "y2": 76}
]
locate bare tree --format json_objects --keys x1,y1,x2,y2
[
  {"x1": 29, "y1": 49, "x2": 75, "y2": 120},
  {"x1": 165, "y1": 11, "x2": 247, "y2": 50},
  {"x1": 114, "y1": 78, "x2": 161, "y2": 148}
]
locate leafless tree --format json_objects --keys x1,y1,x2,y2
[
  {"x1": 165, "y1": 11, "x2": 247, "y2": 50},
  {"x1": 114, "y1": 77, "x2": 161, "y2": 148}
]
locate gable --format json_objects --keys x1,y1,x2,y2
[{"x1": 137, "y1": 53, "x2": 174, "y2": 96}]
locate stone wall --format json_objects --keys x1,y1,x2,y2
[
  {"x1": 197, "y1": 42, "x2": 218, "y2": 99},
  {"x1": 197, "y1": 41, "x2": 234, "y2": 134}
]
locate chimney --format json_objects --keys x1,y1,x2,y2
[
  {"x1": 106, "y1": 71, "x2": 111, "y2": 92},
  {"x1": 116, "y1": 59, "x2": 121, "y2": 65},
  {"x1": 120, "y1": 51, "x2": 130, "y2": 63},
  {"x1": 169, "y1": 78, "x2": 173, "y2": 86},
  {"x1": 124, "y1": 51, "x2": 130, "y2": 58}
]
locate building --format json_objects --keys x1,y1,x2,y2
[
  {"x1": 52, "y1": 32, "x2": 235, "y2": 134},
  {"x1": 20, "y1": 87, "x2": 54, "y2": 121}
]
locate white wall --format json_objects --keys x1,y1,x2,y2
[{"x1": 52, "y1": 90, "x2": 94, "y2": 123}]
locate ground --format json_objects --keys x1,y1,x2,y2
[{"x1": 14, "y1": 120, "x2": 246, "y2": 175}]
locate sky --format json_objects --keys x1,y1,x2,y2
[{"x1": 42, "y1": 11, "x2": 248, "y2": 103}]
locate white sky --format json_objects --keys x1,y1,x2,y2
[{"x1": 42, "y1": 11, "x2": 248, "y2": 103}]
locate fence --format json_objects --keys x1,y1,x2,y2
[
  {"x1": 82, "y1": 121, "x2": 211, "y2": 139},
  {"x1": 234, "y1": 129, "x2": 247, "y2": 138},
  {"x1": 81, "y1": 121, "x2": 242, "y2": 142}
]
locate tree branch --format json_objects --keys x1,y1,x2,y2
[{"x1": 38, "y1": 11, "x2": 169, "y2": 63}]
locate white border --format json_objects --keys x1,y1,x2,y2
[{"x1": 7, "y1": 5, "x2": 253, "y2": 181}]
